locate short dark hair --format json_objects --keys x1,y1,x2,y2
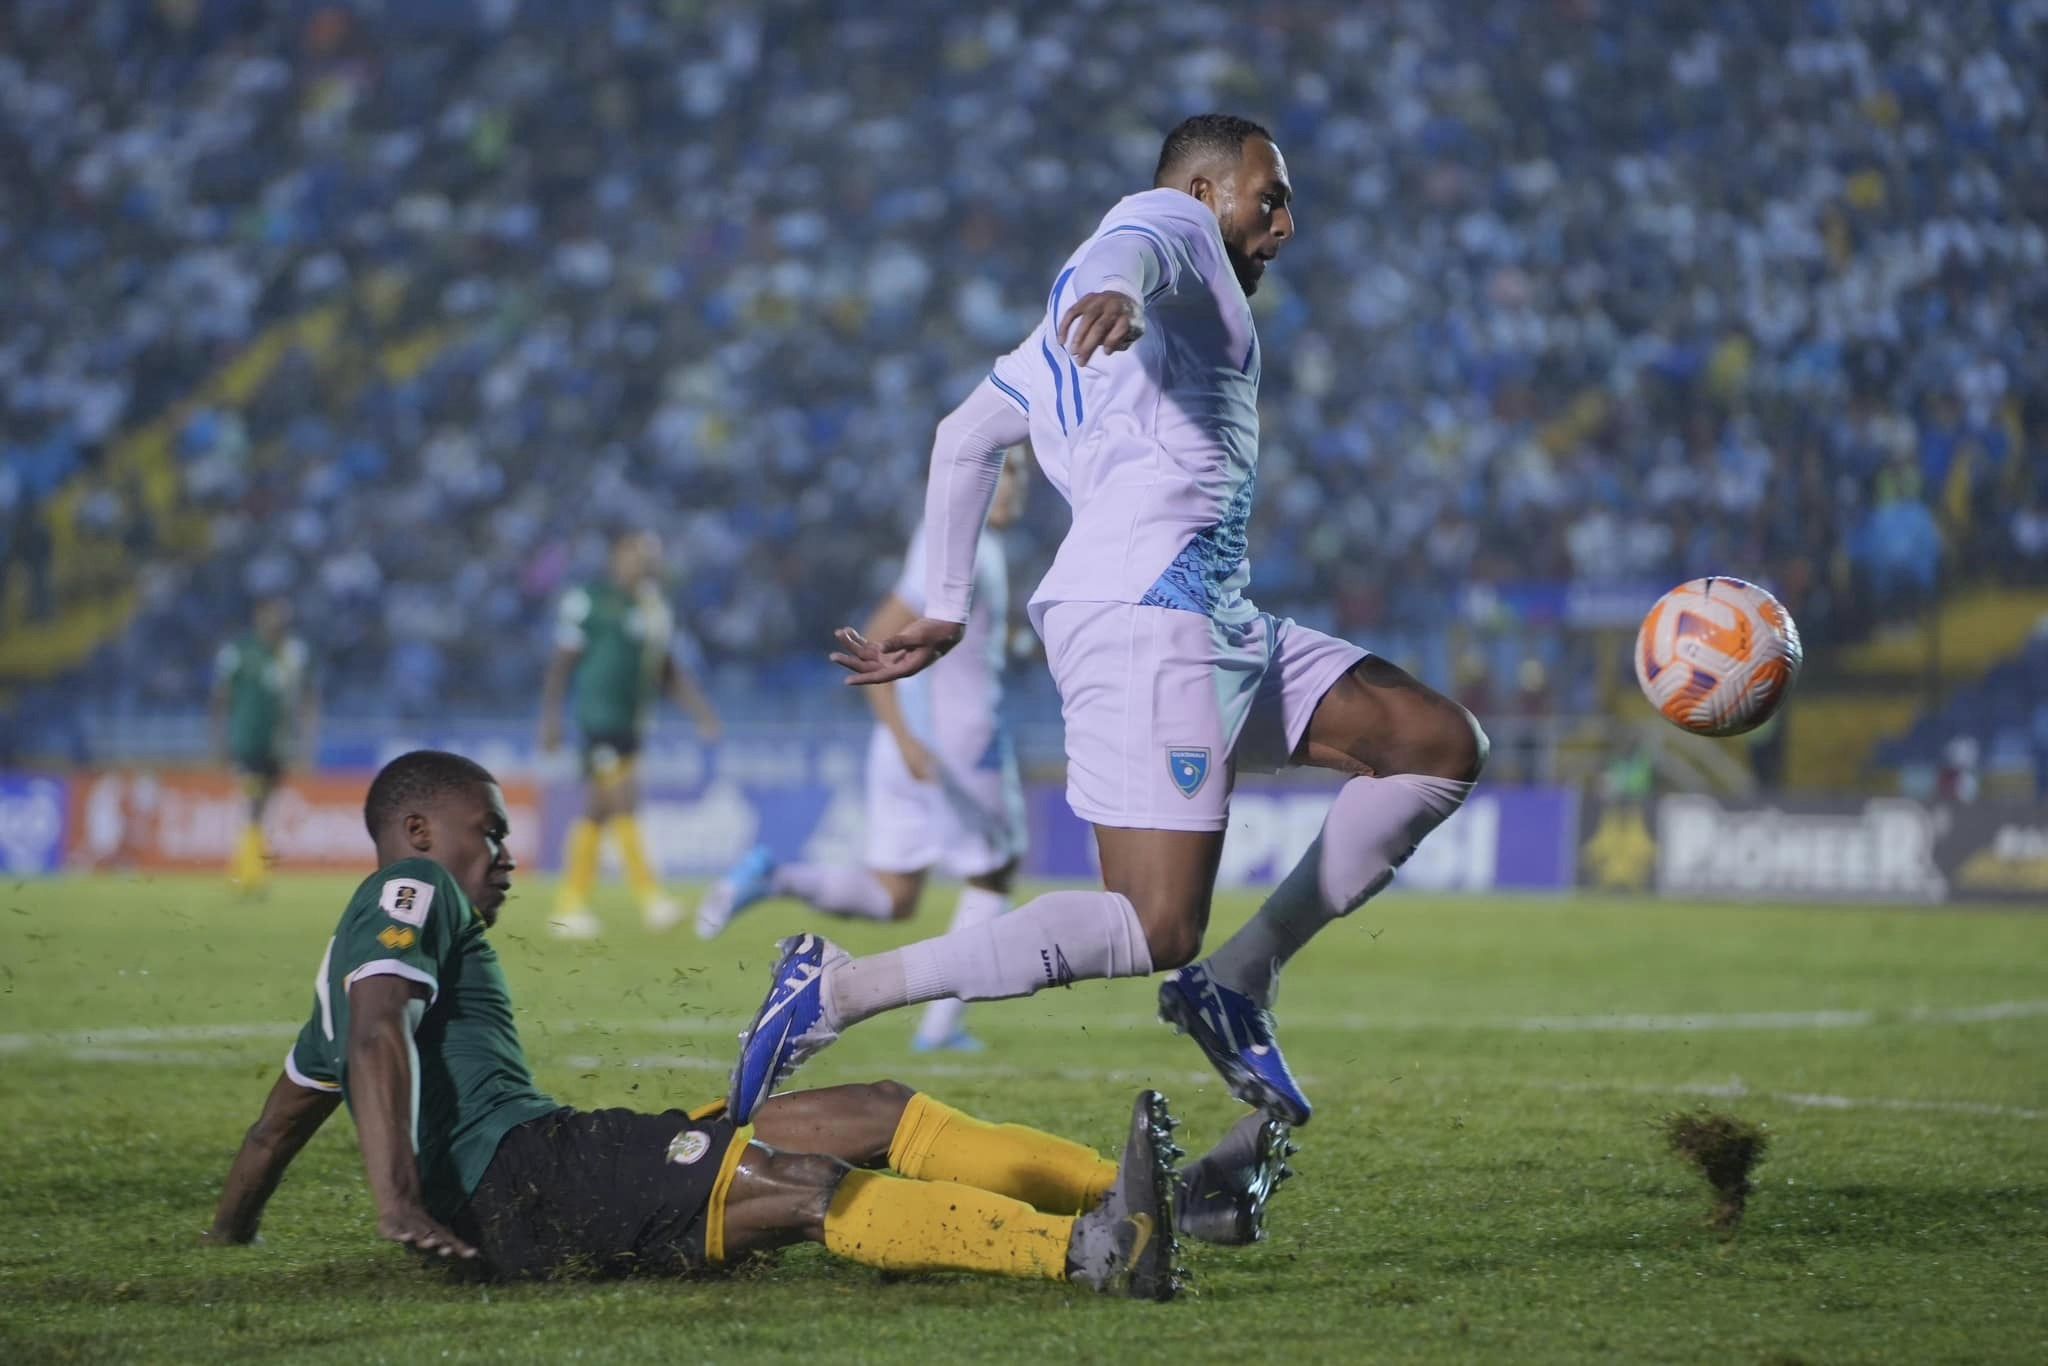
[
  {"x1": 364, "y1": 750, "x2": 497, "y2": 838},
  {"x1": 1155, "y1": 114, "x2": 1274, "y2": 185}
]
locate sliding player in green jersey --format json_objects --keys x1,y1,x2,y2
[{"x1": 198, "y1": 750, "x2": 1294, "y2": 1298}]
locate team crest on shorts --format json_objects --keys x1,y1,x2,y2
[
  {"x1": 667, "y1": 1129, "x2": 711, "y2": 1166},
  {"x1": 1167, "y1": 748, "x2": 1211, "y2": 798}
]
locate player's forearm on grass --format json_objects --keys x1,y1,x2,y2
[
  {"x1": 345, "y1": 981, "x2": 431, "y2": 1219},
  {"x1": 208, "y1": 1074, "x2": 340, "y2": 1241},
  {"x1": 924, "y1": 385, "x2": 1028, "y2": 622}
]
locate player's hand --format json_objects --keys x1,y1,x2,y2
[
  {"x1": 895, "y1": 732, "x2": 938, "y2": 783},
  {"x1": 377, "y1": 1204, "x2": 477, "y2": 1260},
  {"x1": 1058, "y1": 290, "x2": 1144, "y2": 365},
  {"x1": 830, "y1": 620, "x2": 963, "y2": 687}
]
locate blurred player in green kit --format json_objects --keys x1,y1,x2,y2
[
  {"x1": 540, "y1": 529, "x2": 721, "y2": 938},
  {"x1": 212, "y1": 597, "x2": 318, "y2": 892}
]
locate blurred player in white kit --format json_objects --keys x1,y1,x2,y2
[
  {"x1": 698, "y1": 451, "x2": 1032, "y2": 1055},
  {"x1": 732, "y1": 115, "x2": 1487, "y2": 1134}
]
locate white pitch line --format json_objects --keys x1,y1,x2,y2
[
  {"x1": 11, "y1": 1037, "x2": 2037, "y2": 1124},
  {"x1": 543, "y1": 1054, "x2": 2047, "y2": 1122},
  {"x1": 1520, "y1": 1075, "x2": 2046, "y2": 1122},
  {"x1": 5, "y1": 998, "x2": 2044, "y2": 1059},
  {"x1": 0, "y1": 1022, "x2": 297, "y2": 1054},
  {"x1": 560, "y1": 1052, "x2": 1228, "y2": 1090}
]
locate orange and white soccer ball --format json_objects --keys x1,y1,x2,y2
[{"x1": 1635, "y1": 577, "x2": 1803, "y2": 737}]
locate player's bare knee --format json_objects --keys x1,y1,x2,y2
[
  {"x1": 737, "y1": 1147, "x2": 849, "y2": 1239},
  {"x1": 968, "y1": 861, "x2": 1018, "y2": 896},
  {"x1": 1429, "y1": 702, "x2": 1487, "y2": 782},
  {"x1": 1139, "y1": 916, "x2": 1204, "y2": 970},
  {"x1": 853, "y1": 1079, "x2": 917, "y2": 1158}
]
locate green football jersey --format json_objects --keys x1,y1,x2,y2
[
  {"x1": 556, "y1": 580, "x2": 675, "y2": 740},
  {"x1": 215, "y1": 634, "x2": 309, "y2": 765},
  {"x1": 287, "y1": 858, "x2": 558, "y2": 1222}
]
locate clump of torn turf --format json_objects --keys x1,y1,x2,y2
[{"x1": 1663, "y1": 1110, "x2": 1770, "y2": 1233}]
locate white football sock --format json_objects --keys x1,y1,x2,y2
[
  {"x1": 826, "y1": 889, "x2": 1151, "y2": 1031},
  {"x1": 912, "y1": 886, "x2": 1010, "y2": 1045},
  {"x1": 770, "y1": 863, "x2": 897, "y2": 921},
  {"x1": 1204, "y1": 773, "x2": 1473, "y2": 1005}
]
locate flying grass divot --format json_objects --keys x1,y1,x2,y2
[{"x1": 1662, "y1": 1110, "x2": 1770, "y2": 1234}]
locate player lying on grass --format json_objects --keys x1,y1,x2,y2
[
  {"x1": 204, "y1": 750, "x2": 1289, "y2": 1295},
  {"x1": 697, "y1": 448, "x2": 1033, "y2": 1054}
]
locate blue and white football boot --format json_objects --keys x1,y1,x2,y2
[
  {"x1": 727, "y1": 933, "x2": 847, "y2": 1123},
  {"x1": 695, "y1": 844, "x2": 777, "y2": 941},
  {"x1": 1158, "y1": 961, "x2": 1313, "y2": 1126}
]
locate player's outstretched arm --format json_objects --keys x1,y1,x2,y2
[
  {"x1": 345, "y1": 975, "x2": 477, "y2": 1260},
  {"x1": 537, "y1": 645, "x2": 576, "y2": 753},
  {"x1": 663, "y1": 655, "x2": 723, "y2": 743},
  {"x1": 850, "y1": 594, "x2": 936, "y2": 778},
  {"x1": 203, "y1": 1071, "x2": 342, "y2": 1245},
  {"x1": 1057, "y1": 225, "x2": 1170, "y2": 364},
  {"x1": 834, "y1": 382, "x2": 1020, "y2": 689},
  {"x1": 1058, "y1": 291, "x2": 1145, "y2": 365},
  {"x1": 830, "y1": 619, "x2": 964, "y2": 688},
  {"x1": 293, "y1": 679, "x2": 321, "y2": 775}
]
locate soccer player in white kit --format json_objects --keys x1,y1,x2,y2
[
  {"x1": 732, "y1": 116, "x2": 1487, "y2": 1131},
  {"x1": 695, "y1": 450, "x2": 1032, "y2": 1054}
]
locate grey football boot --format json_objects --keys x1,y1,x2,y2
[
  {"x1": 1175, "y1": 1111, "x2": 1296, "y2": 1246},
  {"x1": 1066, "y1": 1090, "x2": 1185, "y2": 1301}
]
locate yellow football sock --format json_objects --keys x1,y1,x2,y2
[
  {"x1": 231, "y1": 825, "x2": 269, "y2": 888},
  {"x1": 823, "y1": 1168, "x2": 1073, "y2": 1281},
  {"x1": 559, "y1": 819, "x2": 601, "y2": 907},
  {"x1": 608, "y1": 814, "x2": 660, "y2": 902},
  {"x1": 888, "y1": 1093, "x2": 1119, "y2": 1215}
]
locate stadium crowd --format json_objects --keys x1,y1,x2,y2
[{"x1": 4, "y1": 0, "x2": 2044, "y2": 725}]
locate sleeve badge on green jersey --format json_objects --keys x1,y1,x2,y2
[
  {"x1": 380, "y1": 877, "x2": 435, "y2": 927},
  {"x1": 377, "y1": 925, "x2": 418, "y2": 951}
]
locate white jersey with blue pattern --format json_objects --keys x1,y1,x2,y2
[{"x1": 988, "y1": 188, "x2": 1262, "y2": 632}]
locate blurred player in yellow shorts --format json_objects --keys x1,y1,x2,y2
[{"x1": 540, "y1": 528, "x2": 720, "y2": 937}]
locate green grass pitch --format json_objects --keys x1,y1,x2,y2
[{"x1": 3, "y1": 875, "x2": 2043, "y2": 1363}]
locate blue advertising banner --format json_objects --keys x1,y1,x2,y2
[
  {"x1": 0, "y1": 774, "x2": 70, "y2": 874},
  {"x1": 1025, "y1": 780, "x2": 1579, "y2": 891}
]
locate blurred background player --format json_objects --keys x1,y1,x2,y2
[
  {"x1": 211, "y1": 597, "x2": 316, "y2": 893},
  {"x1": 540, "y1": 529, "x2": 721, "y2": 939},
  {"x1": 697, "y1": 449, "x2": 1032, "y2": 1054}
]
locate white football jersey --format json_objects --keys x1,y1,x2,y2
[{"x1": 988, "y1": 188, "x2": 1262, "y2": 631}]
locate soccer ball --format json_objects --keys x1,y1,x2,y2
[{"x1": 1635, "y1": 577, "x2": 1803, "y2": 737}]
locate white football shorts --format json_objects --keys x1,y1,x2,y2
[
  {"x1": 1038, "y1": 600, "x2": 1366, "y2": 832},
  {"x1": 863, "y1": 723, "x2": 1028, "y2": 878}
]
